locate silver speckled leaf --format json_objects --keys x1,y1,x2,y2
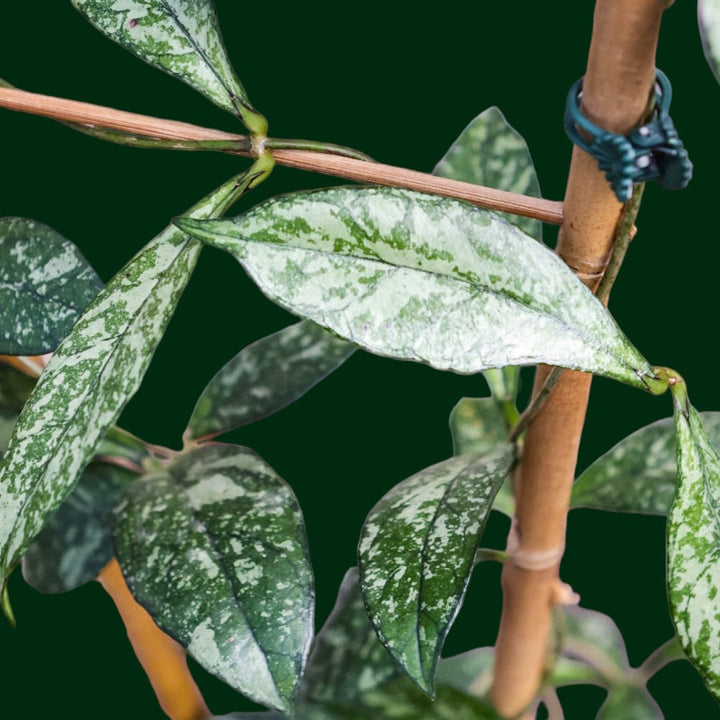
[
  {"x1": 572, "y1": 412, "x2": 720, "y2": 515},
  {"x1": 596, "y1": 686, "x2": 663, "y2": 720},
  {"x1": 71, "y1": 0, "x2": 266, "y2": 133},
  {"x1": 700, "y1": 0, "x2": 720, "y2": 85},
  {"x1": 668, "y1": 389, "x2": 720, "y2": 700},
  {"x1": 0, "y1": 175, "x2": 240, "y2": 591},
  {"x1": 176, "y1": 187, "x2": 656, "y2": 389},
  {"x1": 21, "y1": 462, "x2": 134, "y2": 594},
  {"x1": 358, "y1": 448, "x2": 515, "y2": 693},
  {"x1": 0, "y1": 218, "x2": 102, "y2": 355},
  {"x1": 114, "y1": 443, "x2": 314, "y2": 714},
  {"x1": 187, "y1": 320, "x2": 355, "y2": 440}
]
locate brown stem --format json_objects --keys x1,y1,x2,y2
[
  {"x1": 0, "y1": 86, "x2": 563, "y2": 225},
  {"x1": 490, "y1": 1, "x2": 667, "y2": 716},
  {"x1": 98, "y1": 559, "x2": 210, "y2": 720}
]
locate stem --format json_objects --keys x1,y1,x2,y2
[
  {"x1": 265, "y1": 137, "x2": 375, "y2": 162},
  {"x1": 541, "y1": 688, "x2": 565, "y2": 720},
  {"x1": 490, "y1": 2, "x2": 668, "y2": 716},
  {"x1": 509, "y1": 367, "x2": 564, "y2": 444},
  {"x1": 638, "y1": 636, "x2": 685, "y2": 680},
  {"x1": 98, "y1": 559, "x2": 210, "y2": 720},
  {"x1": 0, "y1": 86, "x2": 563, "y2": 225}
]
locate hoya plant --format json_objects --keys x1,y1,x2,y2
[{"x1": 2, "y1": 1, "x2": 720, "y2": 719}]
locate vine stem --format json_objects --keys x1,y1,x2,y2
[
  {"x1": 489, "y1": 1, "x2": 668, "y2": 716},
  {"x1": 0, "y1": 85, "x2": 563, "y2": 225}
]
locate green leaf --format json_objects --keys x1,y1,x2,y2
[
  {"x1": 596, "y1": 686, "x2": 662, "y2": 719},
  {"x1": 0, "y1": 175, "x2": 242, "y2": 594},
  {"x1": 95, "y1": 426, "x2": 151, "y2": 468},
  {"x1": 175, "y1": 187, "x2": 656, "y2": 390},
  {"x1": 187, "y1": 321, "x2": 355, "y2": 440},
  {"x1": 0, "y1": 413, "x2": 17, "y2": 455},
  {"x1": 0, "y1": 363, "x2": 35, "y2": 416},
  {"x1": 21, "y1": 462, "x2": 134, "y2": 594},
  {"x1": 71, "y1": 0, "x2": 266, "y2": 134},
  {"x1": 435, "y1": 648, "x2": 494, "y2": 697},
  {"x1": 114, "y1": 443, "x2": 314, "y2": 714},
  {"x1": 572, "y1": 412, "x2": 720, "y2": 516},
  {"x1": 479, "y1": 367, "x2": 519, "y2": 405},
  {"x1": 358, "y1": 448, "x2": 515, "y2": 693},
  {"x1": 0, "y1": 218, "x2": 102, "y2": 355},
  {"x1": 700, "y1": 0, "x2": 720, "y2": 85},
  {"x1": 667, "y1": 385, "x2": 720, "y2": 700}
]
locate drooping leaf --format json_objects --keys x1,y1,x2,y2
[
  {"x1": 71, "y1": 0, "x2": 266, "y2": 134},
  {"x1": 358, "y1": 448, "x2": 515, "y2": 693},
  {"x1": 0, "y1": 218, "x2": 102, "y2": 355},
  {"x1": 21, "y1": 462, "x2": 134, "y2": 594},
  {"x1": 0, "y1": 174, "x2": 244, "y2": 593},
  {"x1": 667, "y1": 384, "x2": 720, "y2": 700},
  {"x1": 114, "y1": 443, "x2": 314, "y2": 714},
  {"x1": 187, "y1": 320, "x2": 355, "y2": 440},
  {"x1": 0, "y1": 363, "x2": 35, "y2": 415},
  {"x1": 596, "y1": 686, "x2": 663, "y2": 719},
  {"x1": 572, "y1": 412, "x2": 720, "y2": 516},
  {"x1": 175, "y1": 187, "x2": 658, "y2": 390},
  {"x1": 700, "y1": 0, "x2": 720, "y2": 85}
]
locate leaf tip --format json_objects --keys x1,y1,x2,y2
[{"x1": 1, "y1": 581, "x2": 16, "y2": 627}]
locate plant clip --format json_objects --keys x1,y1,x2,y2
[{"x1": 563, "y1": 69, "x2": 693, "y2": 203}]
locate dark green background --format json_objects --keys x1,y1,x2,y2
[{"x1": 1, "y1": 2, "x2": 718, "y2": 717}]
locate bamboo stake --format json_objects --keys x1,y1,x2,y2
[{"x1": 489, "y1": 1, "x2": 668, "y2": 716}]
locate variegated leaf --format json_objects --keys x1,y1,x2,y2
[
  {"x1": 572, "y1": 412, "x2": 720, "y2": 515},
  {"x1": 71, "y1": 0, "x2": 266, "y2": 133},
  {"x1": 668, "y1": 384, "x2": 720, "y2": 700},
  {"x1": 0, "y1": 363, "x2": 35, "y2": 416},
  {"x1": 175, "y1": 187, "x2": 658, "y2": 390},
  {"x1": 0, "y1": 218, "x2": 102, "y2": 355},
  {"x1": 114, "y1": 443, "x2": 314, "y2": 714},
  {"x1": 700, "y1": 0, "x2": 720, "y2": 85},
  {"x1": 187, "y1": 320, "x2": 355, "y2": 440},
  {"x1": 0, "y1": 175, "x2": 242, "y2": 595},
  {"x1": 358, "y1": 448, "x2": 515, "y2": 693},
  {"x1": 21, "y1": 462, "x2": 134, "y2": 594}
]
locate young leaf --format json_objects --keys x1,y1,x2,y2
[
  {"x1": 175, "y1": 187, "x2": 658, "y2": 390},
  {"x1": 572, "y1": 412, "x2": 720, "y2": 515},
  {"x1": 71, "y1": 0, "x2": 267, "y2": 134},
  {"x1": 21, "y1": 462, "x2": 134, "y2": 594},
  {"x1": 358, "y1": 448, "x2": 515, "y2": 693},
  {"x1": 596, "y1": 686, "x2": 663, "y2": 720},
  {"x1": 667, "y1": 384, "x2": 720, "y2": 700},
  {"x1": 187, "y1": 320, "x2": 355, "y2": 440},
  {"x1": 0, "y1": 174, "x2": 243, "y2": 595},
  {"x1": 0, "y1": 218, "x2": 102, "y2": 355},
  {"x1": 700, "y1": 0, "x2": 720, "y2": 85},
  {"x1": 114, "y1": 443, "x2": 314, "y2": 714}
]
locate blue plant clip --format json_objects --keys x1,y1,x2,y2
[{"x1": 564, "y1": 69, "x2": 692, "y2": 202}]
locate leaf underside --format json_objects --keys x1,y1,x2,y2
[
  {"x1": 176, "y1": 187, "x2": 655, "y2": 389},
  {"x1": 700, "y1": 0, "x2": 720, "y2": 85},
  {"x1": 114, "y1": 443, "x2": 314, "y2": 714}
]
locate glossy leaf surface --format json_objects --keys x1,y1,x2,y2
[
  {"x1": 21, "y1": 462, "x2": 133, "y2": 593},
  {"x1": 114, "y1": 443, "x2": 314, "y2": 714},
  {"x1": 358, "y1": 448, "x2": 514, "y2": 692},
  {"x1": 187, "y1": 320, "x2": 355, "y2": 440},
  {"x1": 176, "y1": 187, "x2": 656, "y2": 388},
  {"x1": 572, "y1": 412, "x2": 720, "y2": 515},
  {"x1": 700, "y1": 0, "x2": 720, "y2": 85},
  {"x1": 668, "y1": 388, "x2": 720, "y2": 699},
  {"x1": 71, "y1": 0, "x2": 265, "y2": 132},
  {"x1": 0, "y1": 218, "x2": 102, "y2": 355}
]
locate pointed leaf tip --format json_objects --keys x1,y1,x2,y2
[{"x1": 1, "y1": 582, "x2": 15, "y2": 627}]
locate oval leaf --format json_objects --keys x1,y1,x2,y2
[
  {"x1": 700, "y1": 0, "x2": 720, "y2": 85},
  {"x1": 0, "y1": 175, "x2": 241, "y2": 592},
  {"x1": 572, "y1": 412, "x2": 720, "y2": 515},
  {"x1": 114, "y1": 443, "x2": 314, "y2": 714},
  {"x1": 175, "y1": 187, "x2": 656, "y2": 389},
  {"x1": 72, "y1": 0, "x2": 266, "y2": 133},
  {"x1": 358, "y1": 448, "x2": 515, "y2": 693},
  {"x1": 0, "y1": 218, "x2": 102, "y2": 355},
  {"x1": 21, "y1": 462, "x2": 133, "y2": 594},
  {"x1": 187, "y1": 320, "x2": 355, "y2": 440},
  {"x1": 667, "y1": 386, "x2": 720, "y2": 700}
]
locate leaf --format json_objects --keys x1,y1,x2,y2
[
  {"x1": 358, "y1": 448, "x2": 515, "y2": 693},
  {"x1": 187, "y1": 320, "x2": 355, "y2": 440},
  {"x1": 480, "y1": 367, "x2": 519, "y2": 405},
  {"x1": 0, "y1": 363, "x2": 35, "y2": 415},
  {"x1": 596, "y1": 686, "x2": 662, "y2": 719},
  {"x1": 435, "y1": 648, "x2": 494, "y2": 697},
  {"x1": 21, "y1": 462, "x2": 134, "y2": 594},
  {"x1": 572, "y1": 412, "x2": 720, "y2": 516},
  {"x1": 95, "y1": 426, "x2": 151, "y2": 468},
  {"x1": 0, "y1": 174, "x2": 242, "y2": 593},
  {"x1": 0, "y1": 218, "x2": 102, "y2": 355},
  {"x1": 667, "y1": 385, "x2": 720, "y2": 700},
  {"x1": 72, "y1": 0, "x2": 266, "y2": 133},
  {"x1": 114, "y1": 443, "x2": 314, "y2": 714},
  {"x1": 175, "y1": 187, "x2": 657, "y2": 390},
  {"x1": 0, "y1": 413, "x2": 17, "y2": 455},
  {"x1": 700, "y1": 0, "x2": 720, "y2": 85}
]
